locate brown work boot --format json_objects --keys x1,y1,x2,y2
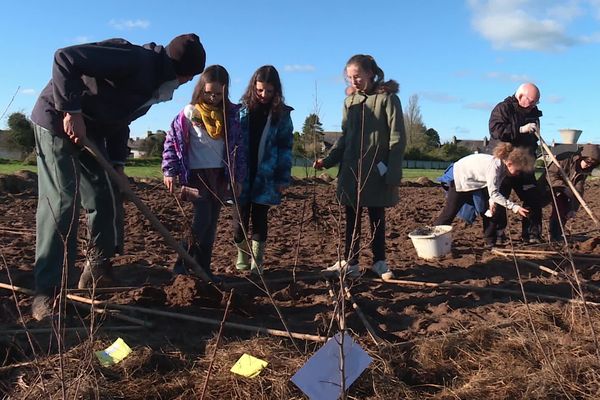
[
  {"x1": 78, "y1": 258, "x2": 116, "y2": 289},
  {"x1": 31, "y1": 294, "x2": 54, "y2": 321}
]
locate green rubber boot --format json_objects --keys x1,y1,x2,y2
[
  {"x1": 250, "y1": 240, "x2": 265, "y2": 275},
  {"x1": 235, "y1": 240, "x2": 250, "y2": 271}
]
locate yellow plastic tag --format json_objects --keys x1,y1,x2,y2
[
  {"x1": 230, "y1": 353, "x2": 268, "y2": 378},
  {"x1": 95, "y1": 338, "x2": 132, "y2": 367}
]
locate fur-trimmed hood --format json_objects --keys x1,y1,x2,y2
[{"x1": 345, "y1": 79, "x2": 399, "y2": 96}]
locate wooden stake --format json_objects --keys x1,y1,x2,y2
[
  {"x1": 535, "y1": 130, "x2": 599, "y2": 225},
  {"x1": 343, "y1": 285, "x2": 383, "y2": 346},
  {"x1": 0, "y1": 325, "x2": 142, "y2": 336},
  {"x1": 371, "y1": 277, "x2": 600, "y2": 307},
  {"x1": 66, "y1": 286, "x2": 139, "y2": 294},
  {"x1": 200, "y1": 289, "x2": 234, "y2": 400},
  {"x1": 67, "y1": 294, "x2": 152, "y2": 327},
  {"x1": 81, "y1": 138, "x2": 221, "y2": 292},
  {"x1": 0, "y1": 282, "x2": 151, "y2": 327},
  {"x1": 64, "y1": 293, "x2": 327, "y2": 342}
]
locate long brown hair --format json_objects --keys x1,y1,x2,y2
[
  {"x1": 190, "y1": 64, "x2": 231, "y2": 107},
  {"x1": 240, "y1": 65, "x2": 286, "y2": 121},
  {"x1": 493, "y1": 142, "x2": 534, "y2": 173},
  {"x1": 345, "y1": 54, "x2": 399, "y2": 95}
]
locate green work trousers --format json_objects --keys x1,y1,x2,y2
[{"x1": 33, "y1": 124, "x2": 123, "y2": 295}]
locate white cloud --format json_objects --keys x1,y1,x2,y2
[
  {"x1": 464, "y1": 102, "x2": 495, "y2": 111},
  {"x1": 283, "y1": 64, "x2": 316, "y2": 73},
  {"x1": 109, "y1": 19, "x2": 150, "y2": 30},
  {"x1": 419, "y1": 91, "x2": 461, "y2": 103},
  {"x1": 453, "y1": 126, "x2": 471, "y2": 134},
  {"x1": 484, "y1": 71, "x2": 532, "y2": 82},
  {"x1": 73, "y1": 36, "x2": 91, "y2": 44},
  {"x1": 545, "y1": 95, "x2": 564, "y2": 104},
  {"x1": 467, "y1": 0, "x2": 586, "y2": 51},
  {"x1": 20, "y1": 88, "x2": 35, "y2": 95},
  {"x1": 453, "y1": 69, "x2": 473, "y2": 78},
  {"x1": 590, "y1": 0, "x2": 600, "y2": 19}
]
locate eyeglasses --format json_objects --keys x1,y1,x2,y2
[{"x1": 524, "y1": 94, "x2": 539, "y2": 105}]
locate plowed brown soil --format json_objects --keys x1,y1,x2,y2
[{"x1": 2, "y1": 171, "x2": 600, "y2": 399}]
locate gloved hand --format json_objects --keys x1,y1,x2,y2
[{"x1": 519, "y1": 122, "x2": 537, "y2": 134}]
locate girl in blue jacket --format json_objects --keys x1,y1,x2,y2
[{"x1": 234, "y1": 65, "x2": 294, "y2": 274}]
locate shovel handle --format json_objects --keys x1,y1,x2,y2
[
  {"x1": 80, "y1": 137, "x2": 222, "y2": 292},
  {"x1": 534, "y1": 130, "x2": 599, "y2": 226}
]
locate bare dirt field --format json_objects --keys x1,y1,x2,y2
[{"x1": 2, "y1": 171, "x2": 600, "y2": 399}]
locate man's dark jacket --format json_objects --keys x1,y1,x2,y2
[
  {"x1": 488, "y1": 95, "x2": 543, "y2": 155},
  {"x1": 31, "y1": 38, "x2": 177, "y2": 162}
]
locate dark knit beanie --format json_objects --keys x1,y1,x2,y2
[
  {"x1": 166, "y1": 33, "x2": 206, "y2": 76},
  {"x1": 581, "y1": 144, "x2": 600, "y2": 162}
]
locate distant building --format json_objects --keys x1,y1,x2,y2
[
  {"x1": 540, "y1": 129, "x2": 585, "y2": 162},
  {"x1": 323, "y1": 131, "x2": 342, "y2": 150},
  {"x1": 127, "y1": 138, "x2": 147, "y2": 159},
  {"x1": 451, "y1": 136, "x2": 488, "y2": 153},
  {"x1": 0, "y1": 130, "x2": 26, "y2": 161}
]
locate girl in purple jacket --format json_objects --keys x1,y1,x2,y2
[{"x1": 162, "y1": 65, "x2": 246, "y2": 278}]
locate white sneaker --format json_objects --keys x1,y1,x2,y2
[
  {"x1": 321, "y1": 260, "x2": 360, "y2": 278},
  {"x1": 371, "y1": 260, "x2": 394, "y2": 281}
]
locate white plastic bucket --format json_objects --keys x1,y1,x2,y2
[
  {"x1": 559, "y1": 129, "x2": 582, "y2": 144},
  {"x1": 408, "y1": 225, "x2": 453, "y2": 259}
]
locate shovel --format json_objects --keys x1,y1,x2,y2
[
  {"x1": 534, "y1": 129, "x2": 599, "y2": 226},
  {"x1": 80, "y1": 137, "x2": 222, "y2": 294}
]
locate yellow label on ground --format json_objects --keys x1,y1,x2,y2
[
  {"x1": 230, "y1": 353, "x2": 268, "y2": 378},
  {"x1": 95, "y1": 338, "x2": 132, "y2": 367}
]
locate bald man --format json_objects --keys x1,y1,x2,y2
[{"x1": 488, "y1": 82, "x2": 543, "y2": 244}]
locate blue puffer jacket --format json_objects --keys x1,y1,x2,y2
[{"x1": 239, "y1": 105, "x2": 294, "y2": 205}]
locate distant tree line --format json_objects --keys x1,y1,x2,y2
[
  {"x1": 3, "y1": 95, "x2": 472, "y2": 165},
  {"x1": 1, "y1": 112, "x2": 35, "y2": 153},
  {"x1": 291, "y1": 95, "x2": 471, "y2": 163},
  {"x1": 136, "y1": 130, "x2": 166, "y2": 157},
  {"x1": 403, "y1": 94, "x2": 471, "y2": 162}
]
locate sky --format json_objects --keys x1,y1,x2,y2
[{"x1": 1, "y1": 0, "x2": 600, "y2": 144}]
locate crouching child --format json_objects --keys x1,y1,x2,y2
[
  {"x1": 433, "y1": 143, "x2": 534, "y2": 248},
  {"x1": 538, "y1": 144, "x2": 600, "y2": 242}
]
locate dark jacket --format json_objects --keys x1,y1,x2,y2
[
  {"x1": 238, "y1": 105, "x2": 294, "y2": 206},
  {"x1": 488, "y1": 95, "x2": 543, "y2": 155},
  {"x1": 538, "y1": 149, "x2": 596, "y2": 212},
  {"x1": 31, "y1": 38, "x2": 178, "y2": 163}
]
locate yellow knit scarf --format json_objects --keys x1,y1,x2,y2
[{"x1": 193, "y1": 103, "x2": 224, "y2": 139}]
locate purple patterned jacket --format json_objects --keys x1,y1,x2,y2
[{"x1": 161, "y1": 102, "x2": 247, "y2": 186}]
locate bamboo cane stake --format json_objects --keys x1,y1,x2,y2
[
  {"x1": 535, "y1": 129, "x2": 599, "y2": 225},
  {"x1": 0, "y1": 282, "x2": 151, "y2": 327},
  {"x1": 515, "y1": 258, "x2": 560, "y2": 277},
  {"x1": 200, "y1": 290, "x2": 234, "y2": 400},
  {"x1": 492, "y1": 254, "x2": 600, "y2": 293},
  {"x1": 224, "y1": 273, "x2": 324, "y2": 288},
  {"x1": 66, "y1": 286, "x2": 139, "y2": 294},
  {"x1": 371, "y1": 277, "x2": 600, "y2": 307},
  {"x1": 493, "y1": 249, "x2": 559, "y2": 255},
  {"x1": 0, "y1": 326, "x2": 142, "y2": 336},
  {"x1": 67, "y1": 295, "x2": 153, "y2": 327},
  {"x1": 0, "y1": 282, "x2": 32, "y2": 294},
  {"x1": 65, "y1": 293, "x2": 327, "y2": 342},
  {"x1": 342, "y1": 285, "x2": 383, "y2": 346},
  {"x1": 80, "y1": 137, "x2": 220, "y2": 292},
  {"x1": 0, "y1": 228, "x2": 34, "y2": 236},
  {"x1": 492, "y1": 248, "x2": 600, "y2": 260}
]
